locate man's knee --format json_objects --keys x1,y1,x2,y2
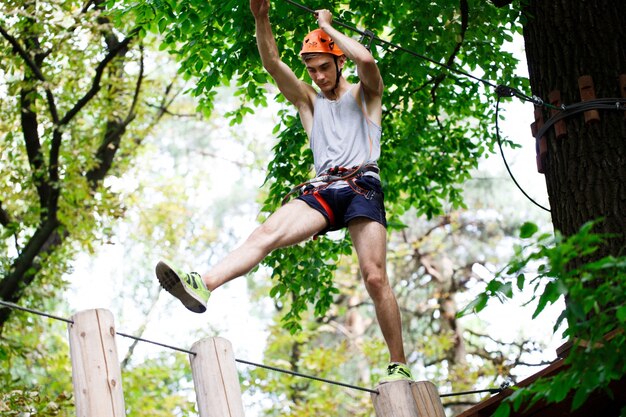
[
  {"x1": 247, "y1": 222, "x2": 281, "y2": 251},
  {"x1": 362, "y1": 269, "x2": 391, "y2": 297}
]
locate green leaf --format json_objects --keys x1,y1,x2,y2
[
  {"x1": 571, "y1": 388, "x2": 590, "y2": 410},
  {"x1": 519, "y1": 222, "x2": 539, "y2": 238},
  {"x1": 493, "y1": 403, "x2": 511, "y2": 417},
  {"x1": 516, "y1": 273, "x2": 525, "y2": 290}
]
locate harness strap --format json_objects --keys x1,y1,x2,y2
[
  {"x1": 281, "y1": 164, "x2": 378, "y2": 205},
  {"x1": 312, "y1": 190, "x2": 335, "y2": 227}
]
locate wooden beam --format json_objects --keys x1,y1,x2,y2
[
  {"x1": 189, "y1": 337, "x2": 245, "y2": 417},
  {"x1": 372, "y1": 380, "x2": 445, "y2": 417},
  {"x1": 68, "y1": 309, "x2": 126, "y2": 417}
]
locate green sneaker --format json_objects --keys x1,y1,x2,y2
[
  {"x1": 379, "y1": 362, "x2": 413, "y2": 384},
  {"x1": 155, "y1": 261, "x2": 211, "y2": 313}
]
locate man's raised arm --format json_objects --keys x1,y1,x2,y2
[
  {"x1": 316, "y1": 10, "x2": 383, "y2": 99},
  {"x1": 250, "y1": 0, "x2": 313, "y2": 108}
]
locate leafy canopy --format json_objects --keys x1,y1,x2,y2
[{"x1": 112, "y1": 0, "x2": 527, "y2": 330}]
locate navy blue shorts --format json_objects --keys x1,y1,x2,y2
[{"x1": 297, "y1": 175, "x2": 387, "y2": 236}]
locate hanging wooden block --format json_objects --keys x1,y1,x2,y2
[
  {"x1": 549, "y1": 90, "x2": 567, "y2": 139},
  {"x1": 578, "y1": 75, "x2": 600, "y2": 123},
  {"x1": 531, "y1": 106, "x2": 547, "y2": 173},
  {"x1": 619, "y1": 74, "x2": 626, "y2": 117}
]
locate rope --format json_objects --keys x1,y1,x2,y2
[
  {"x1": 1, "y1": 300, "x2": 505, "y2": 398},
  {"x1": 235, "y1": 358, "x2": 379, "y2": 394},
  {"x1": 280, "y1": 0, "x2": 499, "y2": 90}
]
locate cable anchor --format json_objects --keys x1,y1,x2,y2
[
  {"x1": 359, "y1": 29, "x2": 376, "y2": 51},
  {"x1": 495, "y1": 85, "x2": 516, "y2": 98}
]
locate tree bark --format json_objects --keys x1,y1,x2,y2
[{"x1": 522, "y1": 0, "x2": 626, "y2": 257}]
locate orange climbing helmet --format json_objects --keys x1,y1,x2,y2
[{"x1": 300, "y1": 29, "x2": 344, "y2": 56}]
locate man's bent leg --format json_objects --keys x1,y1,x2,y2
[
  {"x1": 202, "y1": 200, "x2": 327, "y2": 290},
  {"x1": 348, "y1": 218, "x2": 406, "y2": 364}
]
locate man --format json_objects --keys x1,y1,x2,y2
[{"x1": 155, "y1": 0, "x2": 413, "y2": 383}]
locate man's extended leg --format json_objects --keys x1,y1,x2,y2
[
  {"x1": 202, "y1": 199, "x2": 327, "y2": 290},
  {"x1": 157, "y1": 199, "x2": 327, "y2": 312},
  {"x1": 348, "y1": 218, "x2": 408, "y2": 366}
]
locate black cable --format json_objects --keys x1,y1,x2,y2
[
  {"x1": 236, "y1": 358, "x2": 379, "y2": 394},
  {"x1": 495, "y1": 95, "x2": 551, "y2": 212},
  {"x1": 1, "y1": 300, "x2": 510, "y2": 398},
  {"x1": 280, "y1": 0, "x2": 498, "y2": 89},
  {"x1": 534, "y1": 98, "x2": 626, "y2": 141},
  {"x1": 0, "y1": 300, "x2": 376, "y2": 394},
  {"x1": 116, "y1": 332, "x2": 196, "y2": 355},
  {"x1": 0, "y1": 299, "x2": 74, "y2": 324},
  {"x1": 440, "y1": 387, "x2": 503, "y2": 397}
]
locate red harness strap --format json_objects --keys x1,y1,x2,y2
[{"x1": 312, "y1": 190, "x2": 335, "y2": 227}]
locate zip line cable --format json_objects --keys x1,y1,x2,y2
[
  {"x1": 0, "y1": 299, "x2": 505, "y2": 398},
  {"x1": 282, "y1": 0, "x2": 514, "y2": 93}
]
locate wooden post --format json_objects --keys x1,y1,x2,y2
[
  {"x1": 372, "y1": 380, "x2": 446, "y2": 417},
  {"x1": 68, "y1": 309, "x2": 126, "y2": 417},
  {"x1": 189, "y1": 337, "x2": 245, "y2": 417},
  {"x1": 411, "y1": 381, "x2": 446, "y2": 417}
]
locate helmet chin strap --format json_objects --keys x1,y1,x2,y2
[{"x1": 331, "y1": 55, "x2": 342, "y2": 98}]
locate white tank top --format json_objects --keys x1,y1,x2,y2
[{"x1": 309, "y1": 85, "x2": 382, "y2": 176}]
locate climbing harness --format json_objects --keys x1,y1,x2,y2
[
  {"x1": 296, "y1": 164, "x2": 380, "y2": 231},
  {"x1": 280, "y1": 163, "x2": 378, "y2": 206}
]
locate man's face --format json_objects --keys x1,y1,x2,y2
[{"x1": 304, "y1": 54, "x2": 340, "y2": 93}]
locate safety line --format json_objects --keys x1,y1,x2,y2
[
  {"x1": 281, "y1": 0, "x2": 501, "y2": 90},
  {"x1": 533, "y1": 98, "x2": 626, "y2": 141},
  {"x1": 235, "y1": 357, "x2": 379, "y2": 394},
  {"x1": 0, "y1": 299, "x2": 74, "y2": 324},
  {"x1": 440, "y1": 387, "x2": 503, "y2": 398},
  {"x1": 1, "y1": 299, "x2": 506, "y2": 398}
]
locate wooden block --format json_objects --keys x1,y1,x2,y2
[
  {"x1": 190, "y1": 337, "x2": 246, "y2": 417},
  {"x1": 68, "y1": 309, "x2": 126, "y2": 417},
  {"x1": 372, "y1": 380, "x2": 446, "y2": 417},
  {"x1": 531, "y1": 106, "x2": 547, "y2": 173},
  {"x1": 549, "y1": 90, "x2": 567, "y2": 139},
  {"x1": 578, "y1": 75, "x2": 600, "y2": 123}
]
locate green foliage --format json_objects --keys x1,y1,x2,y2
[
  {"x1": 0, "y1": 0, "x2": 183, "y2": 309},
  {"x1": 0, "y1": 1, "x2": 206, "y2": 414},
  {"x1": 122, "y1": 354, "x2": 197, "y2": 416},
  {"x1": 0, "y1": 305, "x2": 74, "y2": 415},
  {"x1": 0, "y1": 390, "x2": 73, "y2": 417},
  {"x1": 463, "y1": 220, "x2": 626, "y2": 415}
]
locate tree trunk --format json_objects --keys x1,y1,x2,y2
[{"x1": 522, "y1": 0, "x2": 626, "y2": 257}]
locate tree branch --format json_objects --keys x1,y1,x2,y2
[
  {"x1": 0, "y1": 24, "x2": 46, "y2": 82},
  {"x1": 0, "y1": 218, "x2": 62, "y2": 329},
  {"x1": 57, "y1": 28, "x2": 138, "y2": 127},
  {"x1": 0, "y1": 202, "x2": 11, "y2": 227},
  {"x1": 0, "y1": 22, "x2": 60, "y2": 124},
  {"x1": 429, "y1": 0, "x2": 470, "y2": 103}
]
